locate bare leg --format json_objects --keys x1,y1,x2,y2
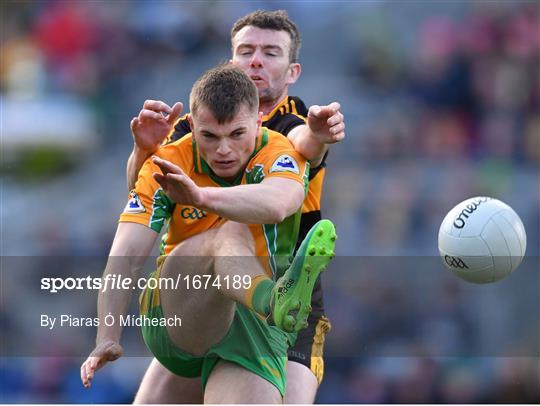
[
  {"x1": 213, "y1": 221, "x2": 267, "y2": 305},
  {"x1": 159, "y1": 228, "x2": 235, "y2": 356},
  {"x1": 137, "y1": 222, "x2": 276, "y2": 403},
  {"x1": 140, "y1": 219, "x2": 335, "y2": 403},
  {"x1": 204, "y1": 360, "x2": 282, "y2": 404},
  {"x1": 160, "y1": 221, "x2": 270, "y2": 355},
  {"x1": 283, "y1": 361, "x2": 318, "y2": 404},
  {"x1": 133, "y1": 358, "x2": 203, "y2": 404}
]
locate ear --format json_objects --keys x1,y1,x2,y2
[
  {"x1": 187, "y1": 114, "x2": 197, "y2": 143},
  {"x1": 287, "y1": 63, "x2": 302, "y2": 85}
]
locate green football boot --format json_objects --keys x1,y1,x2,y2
[{"x1": 269, "y1": 219, "x2": 337, "y2": 333}]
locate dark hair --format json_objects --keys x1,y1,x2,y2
[
  {"x1": 190, "y1": 64, "x2": 259, "y2": 124},
  {"x1": 231, "y1": 10, "x2": 301, "y2": 63}
]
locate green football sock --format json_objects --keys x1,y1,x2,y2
[{"x1": 246, "y1": 275, "x2": 274, "y2": 317}]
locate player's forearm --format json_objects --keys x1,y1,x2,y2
[
  {"x1": 95, "y1": 223, "x2": 155, "y2": 344},
  {"x1": 200, "y1": 181, "x2": 304, "y2": 224},
  {"x1": 95, "y1": 260, "x2": 136, "y2": 344},
  {"x1": 127, "y1": 146, "x2": 155, "y2": 190},
  {"x1": 289, "y1": 125, "x2": 328, "y2": 167}
]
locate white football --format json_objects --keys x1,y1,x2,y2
[{"x1": 438, "y1": 197, "x2": 527, "y2": 283}]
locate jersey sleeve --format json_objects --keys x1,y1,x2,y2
[
  {"x1": 119, "y1": 158, "x2": 175, "y2": 233},
  {"x1": 289, "y1": 96, "x2": 309, "y2": 116},
  {"x1": 260, "y1": 148, "x2": 310, "y2": 194},
  {"x1": 264, "y1": 113, "x2": 306, "y2": 136}
]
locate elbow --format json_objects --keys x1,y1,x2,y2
[
  {"x1": 267, "y1": 193, "x2": 303, "y2": 223},
  {"x1": 265, "y1": 205, "x2": 288, "y2": 224},
  {"x1": 272, "y1": 207, "x2": 290, "y2": 224},
  {"x1": 266, "y1": 199, "x2": 298, "y2": 223},
  {"x1": 293, "y1": 143, "x2": 317, "y2": 162}
]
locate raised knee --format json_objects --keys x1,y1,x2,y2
[
  {"x1": 216, "y1": 222, "x2": 255, "y2": 252},
  {"x1": 168, "y1": 228, "x2": 220, "y2": 257}
]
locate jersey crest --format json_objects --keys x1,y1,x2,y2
[
  {"x1": 270, "y1": 155, "x2": 299, "y2": 175},
  {"x1": 124, "y1": 190, "x2": 146, "y2": 214}
]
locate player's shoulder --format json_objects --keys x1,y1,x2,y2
[
  {"x1": 167, "y1": 114, "x2": 192, "y2": 143},
  {"x1": 263, "y1": 96, "x2": 308, "y2": 136},
  {"x1": 270, "y1": 96, "x2": 308, "y2": 118},
  {"x1": 247, "y1": 128, "x2": 305, "y2": 179},
  {"x1": 264, "y1": 128, "x2": 295, "y2": 149},
  {"x1": 252, "y1": 128, "x2": 304, "y2": 168},
  {"x1": 287, "y1": 96, "x2": 308, "y2": 117},
  {"x1": 155, "y1": 133, "x2": 193, "y2": 161}
]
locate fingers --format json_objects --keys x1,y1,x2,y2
[
  {"x1": 308, "y1": 102, "x2": 342, "y2": 119},
  {"x1": 80, "y1": 360, "x2": 89, "y2": 387},
  {"x1": 140, "y1": 99, "x2": 184, "y2": 125},
  {"x1": 152, "y1": 167, "x2": 189, "y2": 187},
  {"x1": 330, "y1": 122, "x2": 345, "y2": 142},
  {"x1": 152, "y1": 156, "x2": 183, "y2": 176},
  {"x1": 153, "y1": 172, "x2": 167, "y2": 190},
  {"x1": 81, "y1": 357, "x2": 97, "y2": 388},
  {"x1": 308, "y1": 105, "x2": 323, "y2": 118},
  {"x1": 324, "y1": 103, "x2": 345, "y2": 142},
  {"x1": 152, "y1": 157, "x2": 185, "y2": 191},
  {"x1": 152, "y1": 172, "x2": 191, "y2": 201},
  {"x1": 327, "y1": 110, "x2": 344, "y2": 127},
  {"x1": 130, "y1": 117, "x2": 139, "y2": 132},
  {"x1": 167, "y1": 102, "x2": 184, "y2": 125},
  {"x1": 143, "y1": 99, "x2": 172, "y2": 114},
  {"x1": 327, "y1": 101, "x2": 341, "y2": 113},
  {"x1": 139, "y1": 108, "x2": 167, "y2": 122},
  {"x1": 80, "y1": 342, "x2": 123, "y2": 389},
  {"x1": 166, "y1": 172, "x2": 190, "y2": 187}
]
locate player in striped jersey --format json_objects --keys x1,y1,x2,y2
[{"x1": 126, "y1": 10, "x2": 345, "y2": 404}]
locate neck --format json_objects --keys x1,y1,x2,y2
[{"x1": 258, "y1": 91, "x2": 288, "y2": 116}]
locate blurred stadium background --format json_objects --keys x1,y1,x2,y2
[{"x1": 1, "y1": 0, "x2": 539, "y2": 403}]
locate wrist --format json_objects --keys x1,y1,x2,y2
[
  {"x1": 96, "y1": 334, "x2": 120, "y2": 346},
  {"x1": 133, "y1": 143, "x2": 158, "y2": 158},
  {"x1": 197, "y1": 187, "x2": 214, "y2": 211},
  {"x1": 307, "y1": 128, "x2": 327, "y2": 146}
]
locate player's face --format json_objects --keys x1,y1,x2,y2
[
  {"x1": 190, "y1": 104, "x2": 262, "y2": 181},
  {"x1": 232, "y1": 26, "x2": 301, "y2": 106}
]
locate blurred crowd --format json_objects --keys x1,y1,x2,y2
[
  {"x1": 349, "y1": 0, "x2": 539, "y2": 159},
  {"x1": 326, "y1": 0, "x2": 539, "y2": 255},
  {"x1": 1, "y1": 0, "x2": 539, "y2": 403},
  {"x1": 1, "y1": 1, "x2": 234, "y2": 98}
]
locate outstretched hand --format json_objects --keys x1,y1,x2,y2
[
  {"x1": 130, "y1": 100, "x2": 184, "y2": 152},
  {"x1": 80, "y1": 340, "x2": 123, "y2": 388},
  {"x1": 152, "y1": 156, "x2": 205, "y2": 207},
  {"x1": 307, "y1": 102, "x2": 345, "y2": 144}
]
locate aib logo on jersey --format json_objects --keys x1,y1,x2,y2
[
  {"x1": 277, "y1": 157, "x2": 295, "y2": 168},
  {"x1": 270, "y1": 154, "x2": 299, "y2": 174},
  {"x1": 181, "y1": 207, "x2": 207, "y2": 220},
  {"x1": 124, "y1": 191, "x2": 145, "y2": 214}
]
